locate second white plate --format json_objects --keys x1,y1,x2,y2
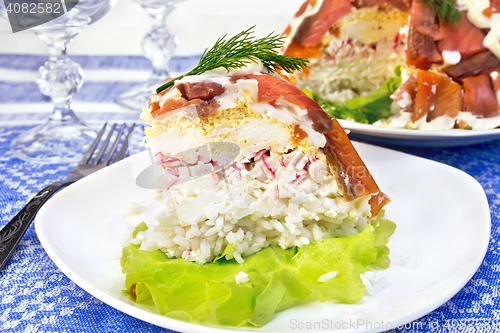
[
  {"x1": 338, "y1": 120, "x2": 500, "y2": 147},
  {"x1": 35, "y1": 143, "x2": 491, "y2": 332}
]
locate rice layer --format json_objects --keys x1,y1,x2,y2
[{"x1": 132, "y1": 147, "x2": 371, "y2": 264}]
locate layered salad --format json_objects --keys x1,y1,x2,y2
[{"x1": 121, "y1": 29, "x2": 395, "y2": 327}]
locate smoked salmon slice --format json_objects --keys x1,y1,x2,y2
[
  {"x1": 152, "y1": 73, "x2": 336, "y2": 132},
  {"x1": 353, "y1": 0, "x2": 388, "y2": 8},
  {"x1": 391, "y1": 73, "x2": 418, "y2": 112},
  {"x1": 151, "y1": 81, "x2": 225, "y2": 118},
  {"x1": 236, "y1": 73, "x2": 332, "y2": 132},
  {"x1": 413, "y1": 70, "x2": 463, "y2": 122},
  {"x1": 438, "y1": 15, "x2": 487, "y2": 60},
  {"x1": 296, "y1": 0, "x2": 352, "y2": 47},
  {"x1": 323, "y1": 119, "x2": 390, "y2": 217},
  {"x1": 283, "y1": 0, "x2": 352, "y2": 57},
  {"x1": 463, "y1": 75, "x2": 500, "y2": 118},
  {"x1": 407, "y1": 0, "x2": 443, "y2": 69},
  {"x1": 443, "y1": 51, "x2": 500, "y2": 81},
  {"x1": 387, "y1": 0, "x2": 411, "y2": 11}
]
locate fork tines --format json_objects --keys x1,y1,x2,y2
[{"x1": 80, "y1": 123, "x2": 136, "y2": 165}]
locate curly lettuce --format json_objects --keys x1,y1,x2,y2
[
  {"x1": 304, "y1": 67, "x2": 402, "y2": 124},
  {"x1": 121, "y1": 212, "x2": 396, "y2": 327}
]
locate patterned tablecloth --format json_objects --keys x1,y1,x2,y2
[{"x1": 0, "y1": 54, "x2": 499, "y2": 333}]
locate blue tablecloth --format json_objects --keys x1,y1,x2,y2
[{"x1": 0, "y1": 54, "x2": 499, "y2": 333}]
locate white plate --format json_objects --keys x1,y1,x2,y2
[
  {"x1": 35, "y1": 143, "x2": 491, "y2": 332},
  {"x1": 338, "y1": 120, "x2": 500, "y2": 147}
]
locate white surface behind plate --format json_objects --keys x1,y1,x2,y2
[
  {"x1": 35, "y1": 143, "x2": 491, "y2": 332},
  {"x1": 0, "y1": 0, "x2": 304, "y2": 56}
]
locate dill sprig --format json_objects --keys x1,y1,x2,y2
[
  {"x1": 421, "y1": 0, "x2": 461, "y2": 24},
  {"x1": 156, "y1": 26, "x2": 309, "y2": 93}
]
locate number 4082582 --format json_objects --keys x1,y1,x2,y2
[{"x1": 6, "y1": 2, "x2": 62, "y2": 14}]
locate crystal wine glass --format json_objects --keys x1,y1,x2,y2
[
  {"x1": 1, "y1": 0, "x2": 116, "y2": 163},
  {"x1": 117, "y1": 0, "x2": 183, "y2": 111}
]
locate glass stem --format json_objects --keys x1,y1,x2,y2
[
  {"x1": 50, "y1": 102, "x2": 79, "y2": 123},
  {"x1": 142, "y1": 4, "x2": 178, "y2": 81},
  {"x1": 48, "y1": 43, "x2": 77, "y2": 124},
  {"x1": 151, "y1": 12, "x2": 168, "y2": 77},
  {"x1": 37, "y1": 35, "x2": 84, "y2": 125}
]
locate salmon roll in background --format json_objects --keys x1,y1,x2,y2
[
  {"x1": 282, "y1": 0, "x2": 500, "y2": 130},
  {"x1": 138, "y1": 61, "x2": 389, "y2": 265}
]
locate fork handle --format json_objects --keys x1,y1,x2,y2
[{"x1": 0, "y1": 181, "x2": 71, "y2": 272}]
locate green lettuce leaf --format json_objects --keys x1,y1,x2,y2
[
  {"x1": 131, "y1": 222, "x2": 148, "y2": 238},
  {"x1": 121, "y1": 213, "x2": 396, "y2": 327},
  {"x1": 213, "y1": 243, "x2": 235, "y2": 262},
  {"x1": 304, "y1": 67, "x2": 402, "y2": 124}
]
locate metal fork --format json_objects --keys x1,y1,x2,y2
[{"x1": 0, "y1": 122, "x2": 136, "y2": 272}]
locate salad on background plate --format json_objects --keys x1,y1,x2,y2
[{"x1": 282, "y1": 0, "x2": 500, "y2": 132}]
